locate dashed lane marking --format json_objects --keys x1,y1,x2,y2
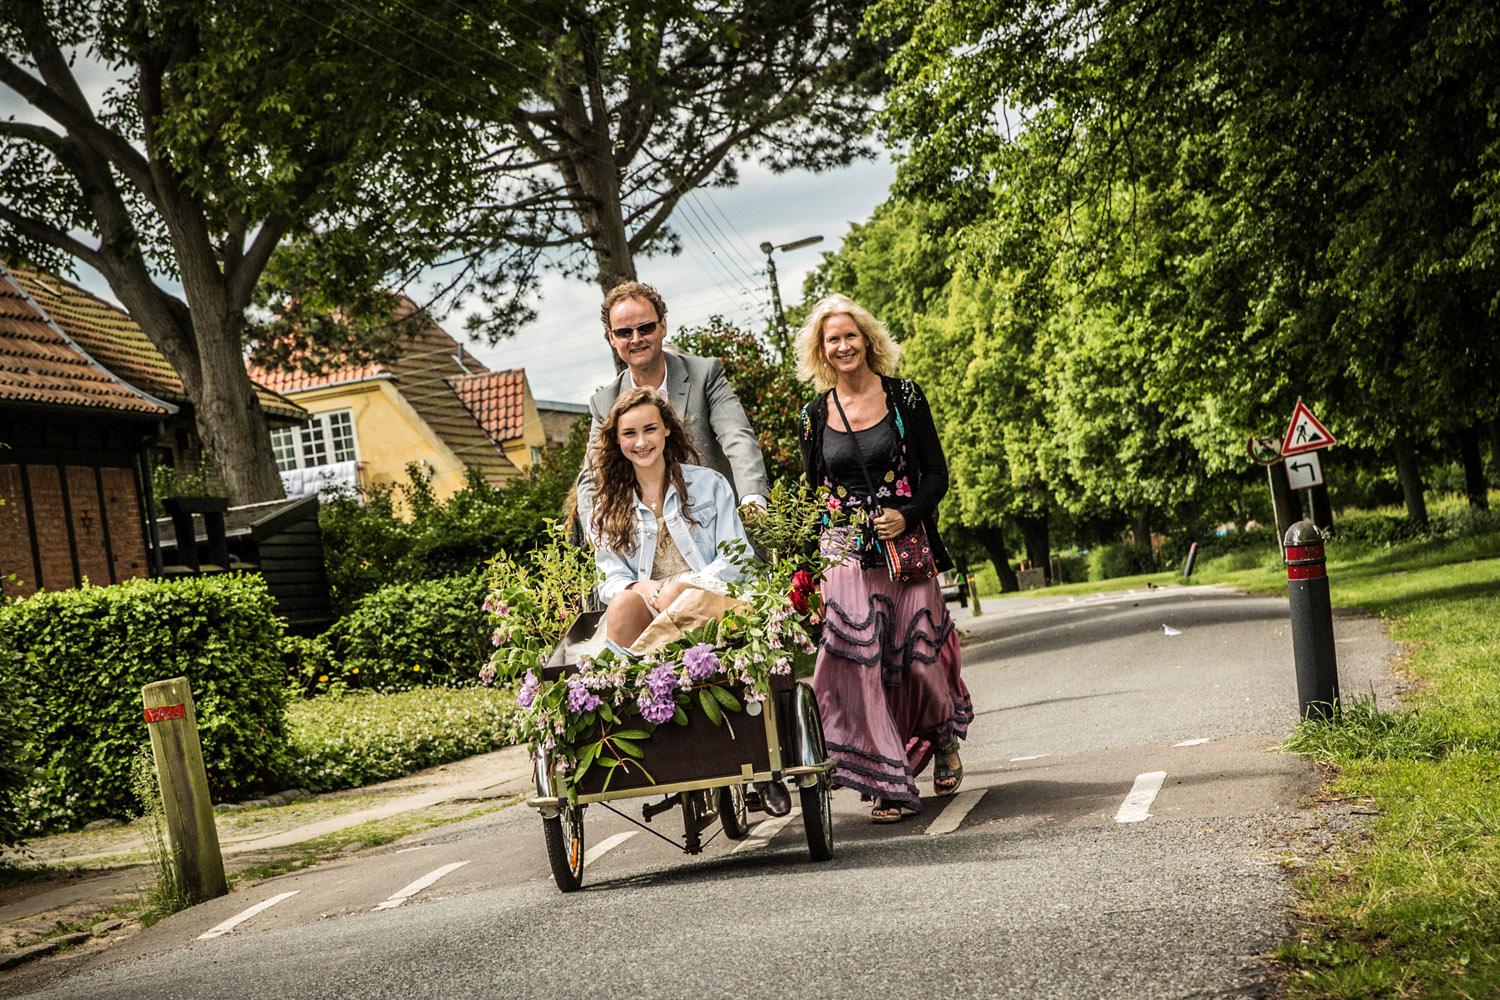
[
  {"x1": 1174, "y1": 738, "x2": 1211, "y2": 747},
  {"x1": 583, "y1": 832, "x2": 636, "y2": 866},
  {"x1": 731, "y1": 807, "x2": 801, "y2": 853},
  {"x1": 924, "y1": 789, "x2": 986, "y2": 836},
  {"x1": 198, "y1": 891, "x2": 299, "y2": 940},
  {"x1": 372, "y1": 861, "x2": 471, "y2": 911},
  {"x1": 1115, "y1": 771, "x2": 1167, "y2": 823}
]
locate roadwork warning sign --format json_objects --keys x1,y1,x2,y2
[{"x1": 1281, "y1": 399, "x2": 1336, "y2": 457}]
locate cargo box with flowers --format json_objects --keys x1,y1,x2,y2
[{"x1": 484, "y1": 484, "x2": 841, "y2": 892}]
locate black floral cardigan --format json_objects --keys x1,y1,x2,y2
[{"x1": 798, "y1": 375, "x2": 953, "y2": 574}]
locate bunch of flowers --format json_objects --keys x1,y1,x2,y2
[
  {"x1": 488, "y1": 482, "x2": 844, "y2": 793},
  {"x1": 481, "y1": 521, "x2": 600, "y2": 685}
]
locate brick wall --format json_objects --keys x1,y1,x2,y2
[{"x1": 0, "y1": 462, "x2": 150, "y2": 599}]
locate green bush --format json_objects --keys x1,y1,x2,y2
[
  {"x1": 0, "y1": 575, "x2": 290, "y2": 830},
  {"x1": 283, "y1": 686, "x2": 517, "y2": 792},
  {"x1": 0, "y1": 644, "x2": 38, "y2": 850},
  {"x1": 1088, "y1": 543, "x2": 1158, "y2": 580},
  {"x1": 325, "y1": 571, "x2": 492, "y2": 692}
]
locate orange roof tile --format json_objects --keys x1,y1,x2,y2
[
  {"x1": 451, "y1": 369, "x2": 528, "y2": 444},
  {"x1": 6, "y1": 266, "x2": 306, "y2": 424},
  {"x1": 0, "y1": 267, "x2": 172, "y2": 417}
]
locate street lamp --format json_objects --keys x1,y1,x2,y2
[{"x1": 760, "y1": 234, "x2": 823, "y2": 358}]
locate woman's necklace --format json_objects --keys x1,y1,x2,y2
[{"x1": 639, "y1": 482, "x2": 666, "y2": 517}]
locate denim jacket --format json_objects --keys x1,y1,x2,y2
[{"x1": 594, "y1": 464, "x2": 751, "y2": 602}]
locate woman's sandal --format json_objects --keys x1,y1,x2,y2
[
  {"x1": 871, "y1": 799, "x2": 903, "y2": 824},
  {"x1": 934, "y1": 741, "x2": 964, "y2": 796}
]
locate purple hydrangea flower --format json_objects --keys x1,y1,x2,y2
[
  {"x1": 644, "y1": 661, "x2": 679, "y2": 698},
  {"x1": 516, "y1": 669, "x2": 539, "y2": 708},
  {"x1": 682, "y1": 643, "x2": 721, "y2": 681},
  {"x1": 636, "y1": 691, "x2": 677, "y2": 724},
  {"x1": 566, "y1": 676, "x2": 603, "y2": 714}
]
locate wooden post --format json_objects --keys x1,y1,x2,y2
[
  {"x1": 967, "y1": 574, "x2": 983, "y2": 617},
  {"x1": 142, "y1": 677, "x2": 227, "y2": 904}
]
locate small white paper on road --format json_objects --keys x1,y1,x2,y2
[
  {"x1": 583, "y1": 831, "x2": 636, "y2": 866},
  {"x1": 731, "y1": 807, "x2": 801, "y2": 853},
  {"x1": 1174, "y1": 738, "x2": 1211, "y2": 747},
  {"x1": 198, "y1": 890, "x2": 299, "y2": 939},
  {"x1": 1115, "y1": 771, "x2": 1168, "y2": 823},
  {"x1": 925, "y1": 789, "x2": 985, "y2": 836},
  {"x1": 372, "y1": 861, "x2": 470, "y2": 911},
  {"x1": 1163, "y1": 624, "x2": 1182, "y2": 636}
]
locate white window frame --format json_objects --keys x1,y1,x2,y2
[{"x1": 271, "y1": 409, "x2": 360, "y2": 472}]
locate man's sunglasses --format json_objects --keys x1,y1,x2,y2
[{"x1": 610, "y1": 320, "x2": 659, "y2": 340}]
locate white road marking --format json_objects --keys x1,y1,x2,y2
[
  {"x1": 924, "y1": 789, "x2": 986, "y2": 836},
  {"x1": 583, "y1": 832, "x2": 636, "y2": 866},
  {"x1": 395, "y1": 845, "x2": 434, "y2": 854},
  {"x1": 1163, "y1": 624, "x2": 1182, "y2": 636},
  {"x1": 198, "y1": 891, "x2": 299, "y2": 939},
  {"x1": 372, "y1": 861, "x2": 471, "y2": 910},
  {"x1": 1174, "y1": 738, "x2": 1211, "y2": 747},
  {"x1": 1010, "y1": 754, "x2": 1050, "y2": 762},
  {"x1": 731, "y1": 807, "x2": 801, "y2": 853},
  {"x1": 1115, "y1": 771, "x2": 1167, "y2": 823}
]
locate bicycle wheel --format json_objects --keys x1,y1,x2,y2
[
  {"x1": 800, "y1": 776, "x2": 834, "y2": 862},
  {"x1": 717, "y1": 784, "x2": 751, "y2": 840},
  {"x1": 542, "y1": 805, "x2": 584, "y2": 892}
]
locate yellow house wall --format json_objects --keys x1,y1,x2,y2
[
  {"x1": 283, "y1": 378, "x2": 472, "y2": 502},
  {"x1": 501, "y1": 383, "x2": 549, "y2": 470}
]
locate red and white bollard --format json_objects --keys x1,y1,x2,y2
[{"x1": 1284, "y1": 521, "x2": 1341, "y2": 721}]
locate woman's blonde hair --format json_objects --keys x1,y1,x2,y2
[
  {"x1": 589, "y1": 387, "x2": 700, "y2": 555},
  {"x1": 793, "y1": 294, "x2": 901, "y2": 391}
]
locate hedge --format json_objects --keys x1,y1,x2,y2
[
  {"x1": 0, "y1": 574, "x2": 290, "y2": 831},
  {"x1": 0, "y1": 643, "x2": 37, "y2": 849},
  {"x1": 323, "y1": 570, "x2": 492, "y2": 692}
]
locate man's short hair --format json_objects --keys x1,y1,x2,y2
[{"x1": 600, "y1": 281, "x2": 668, "y2": 337}]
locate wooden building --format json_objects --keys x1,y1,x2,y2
[{"x1": 0, "y1": 266, "x2": 175, "y2": 598}]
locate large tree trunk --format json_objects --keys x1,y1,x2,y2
[
  {"x1": 1016, "y1": 513, "x2": 1051, "y2": 583},
  {"x1": 1132, "y1": 507, "x2": 1151, "y2": 550},
  {"x1": 1392, "y1": 433, "x2": 1428, "y2": 528},
  {"x1": 974, "y1": 525, "x2": 1019, "y2": 593},
  {"x1": 1457, "y1": 425, "x2": 1489, "y2": 511}
]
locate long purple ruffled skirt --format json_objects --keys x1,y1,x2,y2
[{"x1": 812, "y1": 530, "x2": 973, "y2": 813}]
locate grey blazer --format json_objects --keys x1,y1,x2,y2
[{"x1": 577, "y1": 351, "x2": 771, "y2": 518}]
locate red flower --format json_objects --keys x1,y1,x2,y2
[
  {"x1": 789, "y1": 589, "x2": 809, "y2": 613},
  {"x1": 788, "y1": 570, "x2": 816, "y2": 613}
]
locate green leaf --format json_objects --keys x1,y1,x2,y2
[
  {"x1": 699, "y1": 688, "x2": 724, "y2": 726},
  {"x1": 709, "y1": 684, "x2": 742, "y2": 713},
  {"x1": 599, "y1": 757, "x2": 619, "y2": 768},
  {"x1": 609, "y1": 729, "x2": 651, "y2": 740},
  {"x1": 612, "y1": 737, "x2": 644, "y2": 759},
  {"x1": 600, "y1": 702, "x2": 615, "y2": 723},
  {"x1": 673, "y1": 706, "x2": 689, "y2": 726}
]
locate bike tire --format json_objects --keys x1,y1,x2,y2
[{"x1": 542, "y1": 807, "x2": 584, "y2": 892}]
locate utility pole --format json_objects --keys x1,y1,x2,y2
[{"x1": 760, "y1": 235, "x2": 823, "y2": 358}]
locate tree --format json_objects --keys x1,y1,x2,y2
[
  {"x1": 0, "y1": 0, "x2": 534, "y2": 502},
  {"x1": 669, "y1": 317, "x2": 810, "y2": 487},
  {"x1": 456, "y1": 0, "x2": 894, "y2": 353}
]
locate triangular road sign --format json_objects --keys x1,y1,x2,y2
[{"x1": 1280, "y1": 398, "x2": 1336, "y2": 456}]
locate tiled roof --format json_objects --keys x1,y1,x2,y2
[
  {"x1": 6, "y1": 266, "x2": 306, "y2": 423},
  {"x1": 451, "y1": 369, "x2": 528, "y2": 444},
  {"x1": 247, "y1": 306, "x2": 521, "y2": 487},
  {"x1": 0, "y1": 266, "x2": 172, "y2": 417}
]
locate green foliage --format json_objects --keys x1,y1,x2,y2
[
  {"x1": 1280, "y1": 697, "x2": 1468, "y2": 766},
  {"x1": 283, "y1": 687, "x2": 518, "y2": 794},
  {"x1": 483, "y1": 522, "x2": 601, "y2": 685},
  {"x1": 320, "y1": 418, "x2": 586, "y2": 615},
  {"x1": 0, "y1": 643, "x2": 38, "y2": 851},
  {"x1": 325, "y1": 571, "x2": 492, "y2": 693},
  {"x1": 669, "y1": 319, "x2": 812, "y2": 488},
  {"x1": 1088, "y1": 544, "x2": 1158, "y2": 581},
  {"x1": 0, "y1": 575, "x2": 290, "y2": 831}
]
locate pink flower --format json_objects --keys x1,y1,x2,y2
[
  {"x1": 895, "y1": 477, "x2": 912, "y2": 497},
  {"x1": 826, "y1": 495, "x2": 842, "y2": 511}
]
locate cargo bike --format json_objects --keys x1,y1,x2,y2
[{"x1": 525, "y1": 609, "x2": 837, "y2": 892}]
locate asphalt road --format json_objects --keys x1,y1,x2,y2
[{"x1": 8, "y1": 583, "x2": 1399, "y2": 1000}]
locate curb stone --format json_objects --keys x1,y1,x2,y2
[{"x1": 0, "y1": 931, "x2": 91, "y2": 971}]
